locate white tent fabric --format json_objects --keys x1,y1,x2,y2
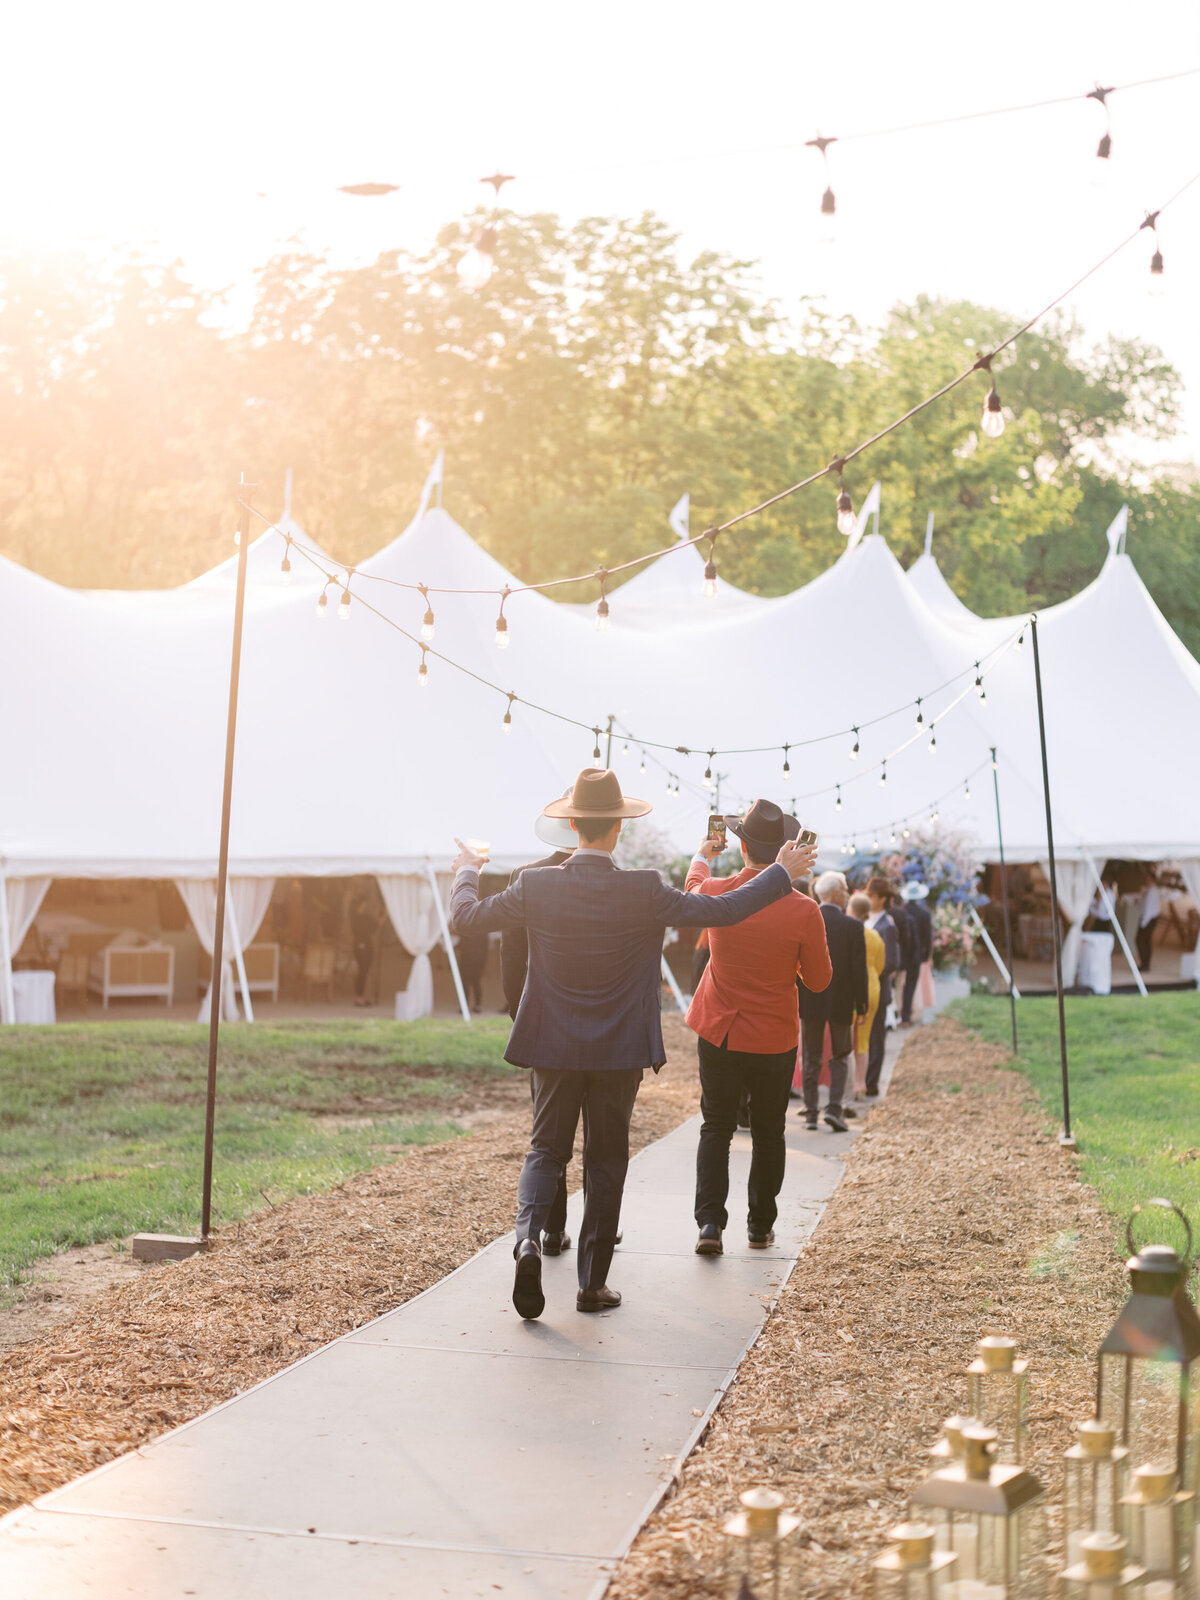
[
  {"x1": 905, "y1": 552, "x2": 986, "y2": 630},
  {"x1": 0, "y1": 875, "x2": 50, "y2": 1023},
  {"x1": 377, "y1": 873, "x2": 452, "y2": 1021},
  {"x1": 563, "y1": 541, "x2": 772, "y2": 629},
  {"x1": 176, "y1": 878, "x2": 275, "y2": 1022},
  {"x1": 1039, "y1": 859, "x2": 1094, "y2": 987}
]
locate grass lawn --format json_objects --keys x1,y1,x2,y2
[
  {"x1": 0, "y1": 1017, "x2": 516, "y2": 1285},
  {"x1": 956, "y1": 992, "x2": 1200, "y2": 1241}
]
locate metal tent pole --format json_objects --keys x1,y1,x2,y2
[
  {"x1": 201, "y1": 475, "x2": 254, "y2": 1238},
  {"x1": 990, "y1": 747, "x2": 1019, "y2": 1054},
  {"x1": 1029, "y1": 615, "x2": 1074, "y2": 1148},
  {"x1": 426, "y1": 860, "x2": 471, "y2": 1022}
]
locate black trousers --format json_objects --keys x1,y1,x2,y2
[
  {"x1": 800, "y1": 1017, "x2": 853, "y2": 1117},
  {"x1": 694, "y1": 1036, "x2": 794, "y2": 1232},
  {"x1": 1136, "y1": 918, "x2": 1157, "y2": 971},
  {"x1": 516, "y1": 1067, "x2": 642, "y2": 1290},
  {"x1": 900, "y1": 961, "x2": 921, "y2": 1023},
  {"x1": 529, "y1": 1075, "x2": 579, "y2": 1235},
  {"x1": 866, "y1": 973, "x2": 892, "y2": 1090}
]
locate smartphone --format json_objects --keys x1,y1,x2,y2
[
  {"x1": 797, "y1": 827, "x2": 817, "y2": 849},
  {"x1": 707, "y1": 814, "x2": 727, "y2": 850}
]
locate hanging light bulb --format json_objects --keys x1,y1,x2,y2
[
  {"x1": 280, "y1": 538, "x2": 292, "y2": 583},
  {"x1": 872, "y1": 834, "x2": 880, "y2": 850},
  {"x1": 502, "y1": 693, "x2": 516, "y2": 735},
  {"x1": 420, "y1": 587, "x2": 435, "y2": 641},
  {"x1": 782, "y1": 745, "x2": 791, "y2": 778},
  {"x1": 915, "y1": 699, "x2": 924, "y2": 731},
  {"x1": 1016, "y1": 630, "x2": 1025, "y2": 651},
  {"x1": 849, "y1": 726, "x2": 860, "y2": 761},
  {"x1": 495, "y1": 593, "x2": 510, "y2": 649},
  {"x1": 703, "y1": 533, "x2": 719, "y2": 598},
  {"x1": 835, "y1": 785, "x2": 842, "y2": 813},
  {"x1": 417, "y1": 649, "x2": 429, "y2": 688},
  {"x1": 805, "y1": 134, "x2": 838, "y2": 243},
  {"x1": 337, "y1": 587, "x2": 351, "y2": 621},
  {"x1": 928, "y1": 727, "x2": 937, "y2": 754},
  {"x1": 595, "y1": 596, "x2": 610, "y2": 633},
  {"x1": 835, "y1": 481, "x2": 856, "y2": 537},
  {"x1": 639, "y1": 753, "x2": 646, "y2": 774},
  {"x1": 1150, "y1": 245, "x2": 1165, "y2": 296},
  {"x1": 981, "y1": 385, "x2": 1006, "y2": 439},
  {"x1": 702, "y1": 751, "x2": 714, "y2": 788},
  {"x1": 890, "y1": 829, "x2": 898, "y2": 845},
  {"x1": 622, "y1": 740, "x2": 630, "y2": 757},
  {"x1": 974, "y1": 666, "x2": 984, "y2": 697},
  {"x1": 457, "y1": 225, "x2": 497, "y2": 290},
  {"x1": 1087, "y1": 85, "x2": 1115, "y2": 176},
  {"x1": 964, "y1": 778, "x2": 972, "y2": 801},
  {"x1": 902, "y1": 826, "x2": 911, "y2": 839},
  {"x1": 316, "y1": 587, "x2": 329, "y2": 619},
  {"x1": 880, "y1": 761, "x2": 887, "y2": 788}
]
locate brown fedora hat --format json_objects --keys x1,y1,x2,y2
[{"x1": 543, "y1": 767, "x2": 652, "y2": 821}]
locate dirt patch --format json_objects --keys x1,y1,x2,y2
[
  {"x1": 0, "y1": 1245, "x2": 145, "y2": 1354},
  {"x1": 606, "y1": 1017, "x2": 1124, "y2": 1600},
  {"x1": 0, "y1": 1015, "x2": 701, "y2": 1514}
]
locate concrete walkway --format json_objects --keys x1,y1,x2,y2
[{"x1": 0, "y1": 1038, "x2": 904, "y2": 1599}]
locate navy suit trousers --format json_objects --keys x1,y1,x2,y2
[{"x1": 516, "y1": 1067, "x2": 642, "y2": 1290}]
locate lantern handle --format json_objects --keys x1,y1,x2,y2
[{"x1": 1126, "y1": 1198, "x2": 1193, "y2": 1269}]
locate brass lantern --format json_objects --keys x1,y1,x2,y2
[
  {"x1": 1097, "y1": 1201, "x2": 1200, "y2": 1491},
  {"x1": 910, "y1": 1426, "x2": 1045, "y2": 1600},
  {"x1": 966, "y1": 1337, "x2": 1029, "y2": 1463},
  {"x1": 931, "y1": 1416, "x2": 977, "y2": 1463},
  {"x1": 720, "y1": 1488, "x2": 800, "y2": 1599},
  {"x1": 873, "y1": 1522, "x2": 957, "y2": 1600},
  {"x1": 1063, "y1": 1418, "x2": 1130, "y2": 1565},
  {"x1": 1061, "y1": 1531, "x2": 1144, "y2": 1599},
  {"x1": 1119, "y1": 1464, "x2": 1194, "y2": 1588}
]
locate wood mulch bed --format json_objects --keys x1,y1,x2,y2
[
  {"x1": 607, "y1": 1017, "x2": 1126, "y2": 1600},
  {"x1": 0, "y1": 1016, "x2": 702, "y2": 1514}
]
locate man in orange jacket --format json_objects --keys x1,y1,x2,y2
[{"x1": 685, "y1": 799, "x2": 832, "y2": 1254}]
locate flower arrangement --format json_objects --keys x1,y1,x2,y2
[
  {"x1": 850, "y1": 823, "x2": 984, "y2": 972},
  {"x1": 930, "y1": 899, "x2": 979, "y2": 972}
]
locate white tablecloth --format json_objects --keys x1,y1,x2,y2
[
  {"x1": 12, "y1": 970, "x2": 56, "y2": 1024},
  {"x1": 1077, "y1": 932, "x2": 1114, "y2": 996}
]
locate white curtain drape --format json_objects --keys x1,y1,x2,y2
[
  {"x1": 1040, "y1": 859, "x2": 1096, "y2": 988},
  {"x1": 377, "y1": 873, "x2": 451, "y2": 1020},
  {"x1": 0, "y1": 876, "x2": 51, "y2": 1023},
  {"x1": 1178, "y1": 863, "x2": 1200, "y2": 983},
  {"x1": 175, "y1": 878, "x2": 275, "y2": 1022}
]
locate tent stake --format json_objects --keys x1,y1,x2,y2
[
  {"x1": 201, "y1": 475, "x2": 255, "y2": 1237},
  {"x1": 1029, "y1": 616, "x2": 1074, "y2": 1148},
  {"x1": 990, "y1": 747, "x2": 1018, "y2": 1054}
]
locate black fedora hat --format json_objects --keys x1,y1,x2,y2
[{"x1": 724, "y1": 798, "x2": 800, "y2": 857}]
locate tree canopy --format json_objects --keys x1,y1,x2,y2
[{"x1": 0, "y1": 210, "x2": 1196, "y2": 655}]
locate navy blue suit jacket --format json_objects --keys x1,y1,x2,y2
[{"x1": 450, "y1": 852, "x2": 793, "y2": 1072}]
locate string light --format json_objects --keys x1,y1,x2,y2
[
  {"x1": 703, "y1": 530, "x2": 719, "y2": 598},
  {"x1": 974, "y1": 665, "x2": 986, "y2": 698},
  {"x1": 834, "y1": 470, "x2": 856, "y2": 537},
  {"x1": 849, "y1": 726, "x2": 860, "y2": 761},
  {"x1": 591, "y1": 727, "x2": 602, "y2": 761},
  {"x1": 337, "y1": 585, "x2": 352, "y2": 621},
  {"x1": 417, "y1": 647, "x2": 429, "y2": 687},
  {"x1": 503, "y1": 692, "x2": 516, "y2": 735},
  {"x1": 981, "y1": 384, "x2": 1006, "y2": 439},
  {"x1": 1016, "y1": 630, "x2": 1025, "y2": 651},
  {"x1": 316, "y1": 585, "x2": 329, "y2": 619},
  {"x1": 621, "y1": 740, "x2": 630, "y2": 756},
  {"x1": 1142, "y1": 209, "x2": 1165, "y2": 294},
  {"x1": 280, "y1": 537, "x2": 292, "y2": 583},
  {"x1": 420, "y1": 585, "x2": 435, "y2": 641},
  {"x1": 1087, "y1": 83, "x2": 1114, "y2": 167},
  {"x1": 914, "y1": 699, "x2": 924, "y2": 731},
  {"x1": 890, "y1": 829, "x2": 898, "y2": 845},
  {"x1": 879, "y1": 760, "x2": 887, "y2": 788},
  {"x1": 806, "y1": 133, "x2": 837, "y2": 240},
  {"x1": 835, "y1": 786, "x2": 842, "y2": 812},
  {"x1": 872, "y1": 834, "x2": 880, "y2": 850},
  {"x1": 928, "y1": 726, "x2": 938, "y2": 754},
  {"x1": 595, "y1": 568, "x2": 610, "y2": 633},
  {"x1": 964, "y1": 778, "x2": 972, "y2": 800},
  {"x1": 640, "y1": 752, "x2": 647, "y2": 773},
  {"x1": 902, "y1": 827, "x2": 911, "y2": 839},
  {"x1": 495, "y1": 589, "x2": 510, "y2": 649},
  {"x1": 782, "y1": 744, "x2": 791, "y2": 778},
  {"x1": 703, "y1": 751, "x2": 715, "y2": 788}
]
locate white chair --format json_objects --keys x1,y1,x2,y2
[{"x1": 89, "y1": 943, "x2": 175, "y2": 1008}]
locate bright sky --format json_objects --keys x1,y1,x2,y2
[{"x1": 4, "y1": 0, "x2": 1199, "y2": 466}]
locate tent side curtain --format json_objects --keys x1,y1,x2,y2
[
  {"x1": 175, "y1": 878, "x2": 275, "y2": 1022},
  {"x1": 377, "y1": 873, "x2": 452, "y2": 1021},
  {"x1": 1, "y1": 875, "x2": 51, "y2": 1023},
  {"x1": 1040, "y1": 859, "x2": 1094, "y2": 988},
  {"x1": 1179, "y1": 862, "x2": 1200, "y2": 979}
]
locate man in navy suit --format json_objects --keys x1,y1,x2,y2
[{"x1": 450, "y1": 767, "x2": 817, "y2": 1320}]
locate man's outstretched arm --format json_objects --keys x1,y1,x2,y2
[{"x1": 652, "y1": 838, "x2": 818, "y2": 928}]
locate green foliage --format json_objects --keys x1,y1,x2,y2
[
  {"x1": 956, "y1": 994, "x2": 1200, "y2": 1245},
  {"x1": 0, "y1": 216, "x2": 1197, "y2": 655},
  {"x1": 0, "y1": 1017, "x2": 515, "y2": 1283}
]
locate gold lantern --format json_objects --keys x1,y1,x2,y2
[
  {"x1": 1097, "y1": 1201, "x2": 1200, "y2": 1492},
  {"x1": 1060, "y1": 1531, "x2": 1144, "y2": 1599},
  {"x1": 910, "y1": 1426, "x2": 1045, "y2": 1600},
  {"x1": 873, "y1": 1522, "x2": 958, "y2": 1600},
  {"x1": 1119, "y1": 1464, "x2": 1194, "y2": 1589},
  {"x1": 720, "y1": 1488, "x2": 800, "y2": 1599},
  {"x1": 1063, "y1": 1419, "x2": 1130, "y2": 1565},
  {"x1": 966, "y1": 1337, "x2": 1029, "y2": 1462},
  {"x1": 931, "y1": 1417, "x2": 977, "y2": 1463}
]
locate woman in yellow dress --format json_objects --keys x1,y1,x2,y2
[{"x1": 848, "y1": 892, "x2": 884, "y2": 1098}]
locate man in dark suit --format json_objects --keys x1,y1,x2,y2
[
  {"x1": 500, "y1": 802, "x2": 575, "y2": 1256},
  {"x1": 898, "y1": 882, "x2": 933, "y2": 1024},
  {"x1": 797, "y1": 870, "x2": 868, "y2": 1133},
  {"x1": 451, "y1": 767, "x2": 817, "y2": 1320}
]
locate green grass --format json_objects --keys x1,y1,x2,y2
[
  {"x1": 956, "y1": 993, "x2": 1200, "y2": 1242},
  {"x1": 0, "y1": 1017, "x2": 516, "y2": 1284}
]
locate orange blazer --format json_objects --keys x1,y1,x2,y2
[{"x1": 684, "y1": 862, "x2": 832, "y2": 1054}]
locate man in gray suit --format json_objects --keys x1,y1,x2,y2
[{"x1": 450, "y1": 767, "x2": 817, "y2": 1320}]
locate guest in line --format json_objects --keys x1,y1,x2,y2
[
  {"x1": 797, "y1": 871, "x2": 867, "y2": 1133},
  {"x1": 848, "y1": 893, "x2": 885, "y2": 1095},
  {"x1": 451, "y1": 770, "x2": 818, "y2": 1319},
  {"x1": 685, "y1": 800, "x2": 831, "y2": 1254},
  {"x1": 898, "y1": 881, "x2": 933, "y2": 1026},
  {"x1": 864, "y1": 877, "x2": 901, "y2": 1097}
]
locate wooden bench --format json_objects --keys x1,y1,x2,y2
[{"x1": 89, "y1": 944, "x2": 175, "y2": 1008}]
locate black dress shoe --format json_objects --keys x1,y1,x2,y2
[
  {"x1": 865, "y1": 1086, "x2": 880, "y2": 1098},
  {"x1": 542, "y1": 1231, "x2": 571, "y2": 1256},
  {"x1": 804, "y1": 1115, "x2": 818, "y2": 1132},
  {"x1": 824, "y1": 1108, "x2": 849, "y2": 1132},
  {"x1": 695, "y1": 1224, "x2": 723, "y2": 1256},
  {"x1": 512, "y1": 1239, "x2": 544, "y2": 1320},
  {"x1": 748, "y1": 1227, "x2": 775, "y2": 1249},
  {"x1": 843, "y1": 1106, "x2": 858, "y2": 1118},
  {"x1": 577, "y1": 1285, "x2": 621, "y2": 1312},
  {"x1": 614, "y1": 1230, "x2": 623, "y2": 1246}
]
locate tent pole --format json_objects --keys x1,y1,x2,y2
[
  {"x1": 990, "y1": 747, "x2": 1018, "y2": 1053},
  {"x1": 202, "y1": 475, "x2": 254, "y2": 1239},
  {"x1": 0, "y1": 870, "x2": 14, "y2": 1026},
  {"x1": 1030, "y1": 615, "x2": 1074, "y2": 1148},
  {"x1": 660, "y1": 952, "x2": 688, "y2": 1014},
  {"x1": 1087, "y1": 857, "x2": 1149, "y2": 998},
  {"x1": 604, "y1": 713, "x2": 614, "y2": 768},
  {"x1": 969, "y1": 907, "x2": 1020, "y2": 999},
  {"x1": 227, "y1": 891, "x2": 254, "y2": 1023},
  {"x1": 425, "y1": 860, "x2": 471, "y2": 1022}
]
